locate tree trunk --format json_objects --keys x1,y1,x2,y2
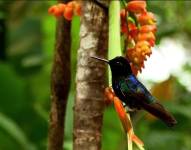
[
  {"x1": 73, "y1": 1, "x2": 108, "y2": 150},
  {"x1": 48, "y1": 1, "x2": 71, "y2": 150}
]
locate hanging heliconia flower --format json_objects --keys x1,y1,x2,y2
[
  {"x1": 121, "y1": 0, "x2": 157, "y2": 75},
  {"x1": 48, "y1": 1, "x2": 81, "y2": 20},
  {"x1": 127, "y1": 0, "x2": 146, "y2": 13}
]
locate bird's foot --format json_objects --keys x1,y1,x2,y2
[{"x1": 123, "y1": 103, "x2": 137, "y2": 113}]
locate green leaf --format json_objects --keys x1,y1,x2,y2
[{"x1": 0, "y1": 112, "x2": 36, "y2": 150}]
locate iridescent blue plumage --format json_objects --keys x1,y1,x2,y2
[
  {"x1": 112, "y1": 75, "x2": 155, "y2": 108},
  {"x1": 91, "y1": 56, "x2": 177, "y2": 127}
]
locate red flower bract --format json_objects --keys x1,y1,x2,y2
[
  {"x1": 74, "y1": 2, "x2": 82, "y2": 16},
  {"x1": 48, "y1": 1, "x2": 82, "y2": 20},
  {"x1": 137, "y1": 32, "x2": 156, "y2": 42},
  {"x1": 127, "y1": 1, "x2": 146, "y2": 13},
  {"x1": 58, "y1": 3, "x2": 66, "y2": 12},
  {"x1": 138, "y1": 12, "x2": 156, "y2": 25},
  {"x1": 140, "y1": 25, "x2": 157, "y2": 33},
  {"x1": 104, "y1": 87, "x2": 145, "y2": 149},
  {"x1": 48, "y1": 5, "x2": 62, "y2": 17}
]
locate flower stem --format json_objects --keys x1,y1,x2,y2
[
  {"x1": 108, "y1": 1, "x2": 122, "y2": 84},
  {"x1": 108, "y1": 2, "x2": 145, "y2": 150},
  {"x1": 109, "y1": 1, "x2": 121, "y2": 57}
]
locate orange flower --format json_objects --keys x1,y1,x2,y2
[
  {"x1": 48, "y1": 5, "x2": 57, "y2": 14},
  {"x1": 138, "y1": 12, "x2": 156, "y2": 25},
  {"x1": 148, "y1": 39, "x2": 155, "y2": 47},
  {"x1": 139, "y1": 25, "x2": 157, "y2": 33},
  {"x1": 137, "y1": 32, "x2": 156, "y2": 42},
  {"x1": 64, "y1": 5, "x2": 73, "y2": 21},
  {"x1": 58, "y1": 3, "x2": 66, "y2": 12},
  {"x1": 126, "y1": 41, "x2": 151, "y2": 75},
  {"x1": 121, "y1": 23, "x2": 128, "y2": 35},
  {"x1": 48, "y1": 5, "x2": 62, "y2": 17},
  {"x1": 136, "y1": 41, "x2": 151, "y2": 54},
  {"x1": 48, "y1": 1, "x2": 82, "y2": 20},
  {"x1": 128, "y1": 50, "x2": 138, "y2": 63},
  {"x1": 74, "y1": 2, "x2": 82, "y2": 16},
  {"x1": 129, "y1": 23, "x2": 138, "y2": 39},
  {"x1": 120, "y1": 9, "x2": 127, "y2": 20},
  {"x1": 130, "y1": 63, "x2": 140, "y2": 75},
  {"x1": 127, "y1": 1, "x2": 146, "y2": 14},
  {"x1": 136, "y1": 40, "x2": 150, "y2": 48},
  {"x1": 67, "y1": 1, "x2": 74, "y2": 9}
]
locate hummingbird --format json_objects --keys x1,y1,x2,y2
[{"x1": 91, "y1": 56, "x2": 177, "y2": 127}]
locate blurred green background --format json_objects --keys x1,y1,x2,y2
[{"x1": 1, "y1": 1, "x2": 191, "y2": 150}]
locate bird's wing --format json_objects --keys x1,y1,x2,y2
[
  {"x1": 119, "y1": 76, "x2": 177, "y2": 127},
  {"x1": 120, "y1": 75, "x2": 155, "y2": 104}
]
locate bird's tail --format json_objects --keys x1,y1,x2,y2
[{"x1": 141, "y1": 102, "x2": 177, "y2": 127}]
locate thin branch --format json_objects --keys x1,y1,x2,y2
[{"x1": 48, "y1": 0, "x2": 71, "y2": 150}]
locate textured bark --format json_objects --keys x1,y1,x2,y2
[
  {"x1": 95, "y1": 0, "x2": 109, "y2": 8},
  {"x1": 73, "y1": 1, "x2": 108, "y2": 150},
  {"x1": 48, "y1": 0, "x2": 71, "y2": 150}
]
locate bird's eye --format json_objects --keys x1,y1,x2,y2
[{"x1": 116, "y1": 61, "x2": 122, "y2": 66}]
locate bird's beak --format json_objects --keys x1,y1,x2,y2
[{"x1": 90, "y1": 56, "x2": 109, "y2": 63}]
